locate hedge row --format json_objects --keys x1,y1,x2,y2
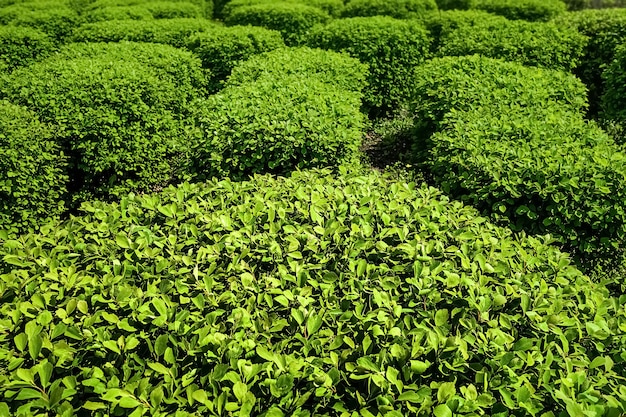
[
  {"x1": 410, "y1": 55, "x2": 626, "y2": 257},
  {"x1": 83, "y1": 0, "x2": 213, "y2": 17},
  {"x1": 0, "y1": 26, "x2": 55, "y2": 70},
  {"x1": 340, "y1": 0, "x2": 438, "y2": 19},
  {"x1": 85, "y1": 2, "x2": 204, "y2": 22},
  {"x1": 1, "y1": 168, "x2": 624, "y2": 416},
  {"x1": 222, "y1": 0, "x2": 344, "y2": 18},
  {"x1": 473, "y1": 0, "x2": 567, "y2": 21},
  {"x1": 0, "y1": 1, "x2": 82, "y2": 41}
]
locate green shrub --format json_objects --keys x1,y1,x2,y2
[
  {"x1": 84, "y1": 0, "x2": 213, "y2": 17},
  {"x1": 188, "y1": 76, "x2": 364, "y2": 179},
  {"x1": 601, "y1": 43, "x2": 626, "y2": 125},
  {"x1": 70, "y1": 18, "x2": 217, "y2": 47},
  {"x1": 1, "y1": 168, "x2": 625, "y2": 416},
  {"x1": 185, "y1": 25, "x2": 284, "y2": 91},
  {"x1": 0, "y1": 101, "x2": 68, "y2": 238},
  {"x1": 0, "y1": 3, "x2": 83, "y2": 41},
  {"x1": 435, "y1": 0, "x2": 475, "y2": 9},
  {"x1": 411, "y1": 55, "x2": 588, "y2": 135},
  {"x1": 427, "y1": 106, "x2": 626, "y2": 256},
  {"x1": 144, "y1": 1, "x2": 204, "y2": 19},
  {"x1": 437, "y1": 19, "x2": 587, "y2": 71},
  {"x1": 222, "y1": 0, "x2": 344, "y2": 17},
  {"x1": 225, "y1": 3, "x2": 330, "y2": 45},
  {"x1": 341, "y1": 0, "x2": 438, "y2": 19},
  {"x1": 0, "y1": 43, "x2": 206, "y2": 201},
  {"x1": 474, "y1": 0, "x2": 567, "y2": 21},
  {"x1": 85, "y1": 5, "x2": 154, "y2": 22},
  {"x1": 305, "y1": 16, "x2": 430, "y2": 114},
  {"x1": 0, "y1": 26, "x2": 55, "y2": 71},
  {"x1": 553, "y1": 9, "x2": 626, "y2": 116},
  {"x1": 228, "y1": 46, "x2": 368, "y2": 96}
]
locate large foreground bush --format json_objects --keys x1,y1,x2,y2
[
  {"x1": 0, "y1": 101, "x2": 68, "y2": 238},
  {"x1": 0, "y1": 43, "x2": 207, "y2": 201},
  {"x1": 0, "y1": 169, "x2": 625, "y2": 416},
  {"x1": 188, "y1": 76, "x2": 364, "y2": 180},
  {"x1": 437, "y1": 19, "x2": 587, "y2": 71},
  {"x1": 305, "y1": 16, "x2": 430, "y2": 114},
  {"x1": 340, "y1": 0, "x2": 438, "y2": 19}
]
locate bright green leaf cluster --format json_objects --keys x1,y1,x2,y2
[
  {"x1": 340, "y1": 0, "x2": 438, "y2": 19},
  {"x1": 83, "y1": 0, "x2": 213, "y2": 17},
  {"x1": 222, "y1": 0, "x2": 344, "y2": 18},
  {"x1": 0, "y1": 1, "x2": 82, "y2": 41},
  {"x1": 0, "y1": 26, "x2": 55, "y2": 71},
  {"x1": 473, "y1": 0, "x2": 567, "y2": 21}
]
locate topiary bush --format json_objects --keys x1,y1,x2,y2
[
  {"x1": 305, "y1": 16, "x2": 430, "y2": 115},
  {"x1": 0, "y1": 44, "x2": 207, "y2": 202},
  {"x1": 474, "y1": 0, "x2": 567, "y2": 21},
  {"x1": 437, "y1": 19, "x2": 587, "y2": 71},
  {"x1": 340, "y1": 0, "x2": 438, "y2": 19},
  {"x1": 553, "y1": 9, "x2": 626, "y2": 116},
  {"x1": 1, "y1": 168, "x2": 625, "y2": 416},
  {"x1": 601, "y1": 43, "x2": 626, "y2": 126},
  {"x1": 0, "y1": 100, "x2": 69, "y2": 238},
  {"x1": 187, "y1": 76, "x2": 364, "y2": 180},
  {"x1": 185, "y1": 25, "x2": 285, "y2": 92},
  {"x1": 227, "y1": 46, "x2": 368, "y2": 96},
  {"x1": 225, "y1": 3, "x2": 330, "y2": 45},
  {"x1": 222, "y1": 0, "x2": 344, "y2": 18},
  {"x1": 0, "y1": 26, "x2": 56, "y2": 71},
  {"x1": 70, "y1": 18, "x2": 217, "y2": 47},
  {"x1": 84, "y1": 5, "x2": 154, "y2": 22},
  {"x1": 0, "y1": 3, "x2": 83, "y2": 41}
]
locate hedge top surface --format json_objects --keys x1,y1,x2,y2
[
  {"x1": 1, "y1": 168, "x2": 621, "y2": 416},
  {"x1": 474, "y1": 0, "x2": 567, "y2": 21},
  {"x1": 341, "y1": 0, "x2": 438, "y2": 19},
  {"x1": 222, "y1": 0, "x2": 344, "y2": 17}
]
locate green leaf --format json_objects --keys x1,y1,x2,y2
[
  {"x1": 433, "y1": 404, "x2": 452, "y2": 417},
  {"x1": 28, "y1": 335, "x2": 43, "y2": 360},
  {"x1": 148, "y1": 362, "x2": 170, "y2": 375},
  {"x1": 233, "y1": 381, "x2": 248, "y2": 403},
  {"x1": 306, "y1": 313, "x2": 323, "y2": 336}
]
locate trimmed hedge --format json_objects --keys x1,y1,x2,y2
[
  {"x1": 70, "y1": 18, "x2": 217, "y2": 47},
  {"x1": 1, "y1": 168, "x2": 624, "y2": 416},
  {"x1": 146, "y1": 1, "x2": 204, "y2": 19},
  {"x1": 437, "y1": 19, "x2": 587, "y2": 71},
  {"x1": 601, "y1": 43, "x2": 626, "y2": 126},
  {"x1": 188, "y1": 76, "x2": 364, "y2": 180},
  {"x1": 553, "y1": 9, "x2": 626, "y2": 116},
  {"x1": 84, "y1": 0, "x2": 213, "y2": 17},
  {"x1": 427, "y1": 106, "x2": 626, "y2": 256},
  {"x1": 225, "y1": 3, "x2": 330, "y2": 45},
  {"x1": 185, "y1": 25, "x2": 285, "y2": 91},
  {"x1": 227, "y1": 46, "x2": 368, "y2": 96},
  {"x1": 340, "y1": 0, "x2": 438, "y2": 19},
  {"x1": 435, "y1": 0, "x2": 474, "y2": 10},
  {"x1": 474, "y1": 0, "x2": 567, "y2": 21},
  {"x1": 85, "y1": 5, "x2": 154, "y2": 22},
  {"x1": 0, "y1": 3, "x2": 82, "y2": 41},
  {"x1": 305, "y1": 16, "x2": 430, "y2": 114},
  {"x1": 0, "y1": 101, "x2": 68, "y2": 238},
  {"x1": 410, "y1": 55, "x2": 589, "y2": 135},
  {"x1": 0, "y1": 44, "x2": 206, "y2": 201},
  {"x1": 222, "y1": 0, "x2": 344, "y2": 18},
  {"x1": 0, "y1": 26, "x2": 55, "y2": 71}
]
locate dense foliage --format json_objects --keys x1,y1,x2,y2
[
  {"x1": 0, "y1": 2, "x2": 82, "y2": 41},
  {"x1": 187, "y1": 75, "x2": 364, "y2": 180},
  {"x1": 305, "y1": 16, "x2": 430, "y2": 114},
  {"x1": 437, "y1": 19, "x2": 587, "y2": 71},
  {"x1": 185, "y1": 25, "x2": 284, "y2": 92},
  {"x1": 601, "y1": 43, "x2": 626, "y2": 126},
  {"x1": 473, "y1": 0, "x2": 567, "y2": 21},
  {"x1": 340, "y1": 0, "x2": 438, "y2": 19},
  {"x1": 222, "y1": 0, "x2": 344, "y2": 18},
  {"x1": 0, "y1": 101, "x2": 68, "y2": 238},
  {"x1": 2, "y1": 169, "x2": 625, "y2": 417},
  {"x1": 0, "y1": 26, "x2": 55, "y2": 70},
  {"x1": 434, "y1": 0, "x2": 474, "y2": 9},
  {"x1": 84, "y1": 5, "x2": 154, "y2": 22},
  {"x1": 224, "y1": 3, "x2": 330, "y2": 45},
  {"x1": 83, "y1": 0, "x2": 213, "y2": 17}
]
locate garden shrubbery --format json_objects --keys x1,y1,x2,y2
[
  {"x1": 0, "y1": 2, "x2": 82, "y2": 41},
  {"x1": 435, "y1": 0, "x2": 474, "y2": 9},
  {"x1": 305, "y1": 16, "x2": 430, "y2": 114},
  {"x1": 0, "y1": 101, "x2": 68, "y2": 238},
  {"x1": 222, "y1": 0, "x2": 344, "y2": 18},
  {"x1": 185, "y1": 25, "x2": 284, "y2": 91},
  {"x1": 224, "y1": 3, "x2": 330, "y2": 45},
  {"x1": 84, "y1": 5, "x2": 154, "y2": 22},
  {"x1": 437, "y1": 19, "x2": 587, "y2": 71},
  {"x1": 0, "y1": 26, "x2": 55, "y2": 70},
  {"x1": 83, "y1": 0, "x2": 212, "y2": 16},
  {"x1": 340, "y1": 0, "x2": 438, "y2": 19},
  {"x1": 473, "y1": 0, "x2": 567, "y2": 21},
  {"x1": 227, "y1": 46, "x2": 368, "y2": 95},
  {"x1": 187, "y1": 75, "x2": 364, "y2": 180},
  {"x1": 0, "y1": 168, "x2": 624, "y2": 416},
  {"x1": 70, "y1": 18, "x2": 217, "y2": 47},
  {"x1": 601, "y1": 43, "x2": 626, "y2": 126}
]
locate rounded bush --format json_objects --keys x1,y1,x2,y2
[
  {"x1": 222, "y1": 0, "x2": 344, "y2": 17},
  {"x1": 0, "y1": 100, "x2": 69, "y2": 238},
  {"x1": 224, "y1": 3, "x2": 330, "y2": 46},
  {"x1": 85, "y1": 5, "x2": 154, "y2": 22},
  {"x1": 437, "y1": 19, "x2": 587, "y2": 71},
  {"x1": 188, "y1": 76, "x2": 364, "y2": 180},
  {"x1": 0, "y1": 168, "x2": 622, "y2": 417},
  {"x1": 428, "y1": 106, "x2": 626, "y2": 256},
  {"x1": 305, "y1": 16, "x2": 430, "y2": 114},
  {"x1": 435, "y1": 0, "x2": 474, "y2": 9},
  {"x1": 0, "y1": 44, "x2": 207, "y2": 201},
  {"x1": 144, "y1": 1, "x2": 204, "y2": 19},
  {"x1": 553, "y1": 9, "x2": 626, "y2": 115},
  {"x1": 0, "y1": 3, "x2": 83, "y2": 41},
  {"x1": 0, "y1": 26, "x2": 55, "y2": 71},
  {"x1": 185, "y1": 25, "x2": 285, "y2": 91},
  {"x1": 474, "y1": 0, "x2": 567, "y2": 21},
  {"x1": 70, "y1": 18, "x2": 217, "y2": 47},
  {"x1": 411, "y1": 55, "x2": 589, "y2": 135},
  {"x1": 84, "y1": 0, "x2": 213, "y2": 17},
  {"x1": 341, "y1": 0, "x2": 438, "y2": 19},
  {"x1": 228, "y1": 46, "x2": 368, "y2": 96}
]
